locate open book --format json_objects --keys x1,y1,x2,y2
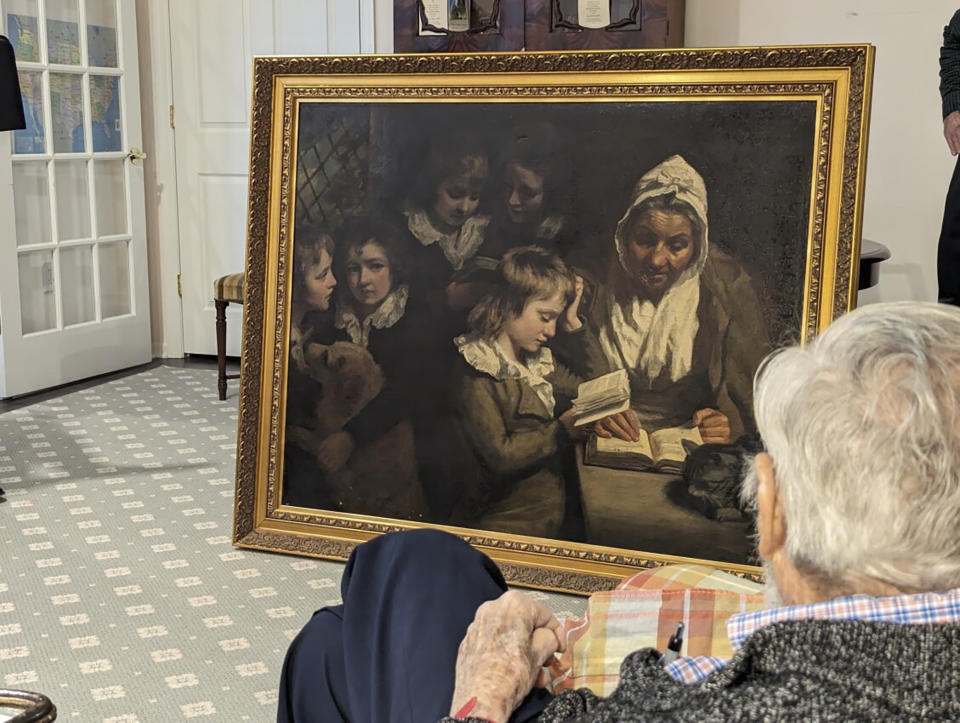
[
  {"x1": 585, "y1": 425, "x2": 703, "y2": 474},
  {"x1": 572, "y1": 369, "x2": 630, "y2": 427}
]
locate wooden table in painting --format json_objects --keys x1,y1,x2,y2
[{"x1": 575, "y1": 448, "x2": 754, "y2": 566}]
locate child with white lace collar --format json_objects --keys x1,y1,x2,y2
[
  {"x1": 402, "y1": 134, "x2": 494, "y2": 315},
  {"x1": 450, "y1": 247, "x2": 589, "y2": 538}
]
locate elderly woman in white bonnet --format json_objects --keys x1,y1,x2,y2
[{"x1": 583, "y1": 154, "x2": 770, "y2": 444}]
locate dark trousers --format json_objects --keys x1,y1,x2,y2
[
  {"x1": 277, "y1": 529, "x2": 554, "y2": 722},
  {"x1": 939, "y1": 155, "x2": 960, "y2": 304}
]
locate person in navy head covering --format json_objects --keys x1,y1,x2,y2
[{"x1": 0, "y1": 35, "x2": 27, "y2": 131}]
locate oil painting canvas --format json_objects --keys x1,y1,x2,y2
[{"x1": 234, "y1": 47, "x2": 874, "y2": 593}]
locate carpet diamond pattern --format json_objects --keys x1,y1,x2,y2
[{"x1": 0, "y1": 365, "x2": 586, "y2": 720}]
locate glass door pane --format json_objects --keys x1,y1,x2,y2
[
  {"x1": 98, "y1": 240, "x2": 130, "y2": 317},
  {"x1": 46, "y1": 0, "x2": 81, "y2": 64},
  {"x1": 93, "y1": 158, "x2": 126, "y2": 234},
  {"x1": 89, "y1": 74, "x2": 121, "y2": 151},
  {"x1": 49, "y1": 71, "x2": 85, "y2": 152},
  {"x1": 18, "y1": 250, "x2": 57, "y2": 334},
  {"x1": 60, "y1": 244, "x2": 97, "y2": 325},
  {"x1": 13, "y1": 70, "x2": 45, "y2": 154},
  {"x1": 13, "y1": 162, "x2": 53, "y2": 246},
  {"x1": 6, "y1": 0, "x2": 40, "y2": 61},
  {"x1": 84, "y1": 0, "x2": 118, "y2": 67},
  {"x1": 54, "y1": 159, "x2": 91, "y2": 239}
]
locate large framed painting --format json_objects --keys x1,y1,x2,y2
[{"x1": 233, "y1": 47, "x2": 874, "y2": 593}]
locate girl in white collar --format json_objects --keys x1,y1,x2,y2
[
  {"x1": 403, "y1": 134, "x2": 492, "y2": 311},
  {"x1": 450, "y1": 246, "x2": 591, "y2": 539}
]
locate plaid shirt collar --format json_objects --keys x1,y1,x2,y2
[
  {"x1": 727, "y1": 587, "x2": 960, "y2": 650},
  {"x1": 666, "y1": 587, "x2": 960, "y2": 685}
]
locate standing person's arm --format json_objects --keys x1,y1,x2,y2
[{"x1": 941, "y1": 10, "x2": 960, "y2": 153}]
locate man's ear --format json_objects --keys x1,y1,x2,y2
[{"x1": 755, "y1": 452, "x2": 787, "y2": 562}]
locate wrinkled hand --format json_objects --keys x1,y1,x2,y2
[
  {"x1": 946, "y1": 111, "x2": 960, "y2": 155},
  {"x1": 561, "y1": 275, "x2": 585, "y2": 333},
  {"x1": 692, "y1": 408, "x2": 731, "y2": 444},
  {"x1": 316, "y1": 430, "x2": 355, "y2": 474},
  {"x1": 545, "y1": 644, "x2": 573, "y2": 692},
  {"x1": 594, "y1": 409, "x2": 641, "y2": 442},
  {"x1": 449, "y1": 590, "x2": 565, "y2": 723}
]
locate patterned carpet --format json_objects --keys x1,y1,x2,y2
[{"x1": 0, "y1": 364, "x2": 586, "y2": 721}]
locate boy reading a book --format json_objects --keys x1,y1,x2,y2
[{"x1": 449, "y1": 246, "x2": 593, "y2": 538}]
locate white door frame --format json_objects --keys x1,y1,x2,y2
[{"x1": 135, "y1": 0, "x2": 183, "y2": 359}]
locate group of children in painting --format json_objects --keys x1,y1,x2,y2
[{"x1": 283, "y1": 128, "x2": 769, "y2": 542}]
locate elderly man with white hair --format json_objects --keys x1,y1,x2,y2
[{"x1": 278, "y1": 301, "x2": 960, "y2": 722}]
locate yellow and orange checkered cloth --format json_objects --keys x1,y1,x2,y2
[{"x1": 548, "y1": 564, "x2": 765, "y2": 696}]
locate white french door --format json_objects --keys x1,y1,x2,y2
[
  {"x1": 170, "y1": 0, "x2": 377, "y2": 357},
  {"x1": 0, "y1": 0, "x2": 150, "y2": 397}
]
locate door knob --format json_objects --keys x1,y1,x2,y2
[{"x1": 126, "y1": 146, "x2": 147, "y2": 165}]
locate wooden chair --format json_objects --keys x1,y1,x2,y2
[{"x1": 212, "y1": 273, "x2": 245, "y2": 400}]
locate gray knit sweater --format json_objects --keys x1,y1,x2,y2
[{"x1": 443, "y1": 619, "x2": 960, "y2": 721}]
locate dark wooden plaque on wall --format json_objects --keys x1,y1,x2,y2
[
  {"x1": 394, "y1": 0, "x2": 524, "y2": 53},
  {"x1": 524, "y1": 0, "x2": 684, "y2": 51}
]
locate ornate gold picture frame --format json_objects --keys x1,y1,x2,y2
[{"x1": 233, "y1": 47, "x2": 874, "y2": 594}]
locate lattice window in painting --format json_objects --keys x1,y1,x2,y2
[{"x1": 295, "y1": 113, "x2": 369, "y2": 232}]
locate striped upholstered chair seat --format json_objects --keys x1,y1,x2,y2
[{"x1": 213, "y1": 272, "x2": 245, "y2": 304}]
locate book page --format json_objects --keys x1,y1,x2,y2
[
  {"x1": 594, "y1": 429, "x2": 652, "y2": 461},
  {"x1": 649, "y1": 426, "x2": 703, "y2": 464},
  {"x1": 576, "y1": 368, "x2": 628, "y2": 400},
  {"x1": 574, "y1": 397, "x2": 630, "y2": 427}
]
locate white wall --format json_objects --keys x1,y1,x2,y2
[{"x1": 686, "y1": 0, "x2": 957, "y2": 304}]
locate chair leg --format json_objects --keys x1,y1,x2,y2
[{"x1": 215, "y1": 299, "x2": 229, "y2": 400}]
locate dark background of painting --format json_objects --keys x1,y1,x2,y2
[
  {"x1": 295, "y1": 99, "x2": 817, "y2": 343},
  {"x1": 289, "y1": 99, "x2": 818, "y2": 563}
]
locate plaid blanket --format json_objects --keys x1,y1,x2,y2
[{"x1": 548, "y1": 564, "x2": 765, "y2": 695}]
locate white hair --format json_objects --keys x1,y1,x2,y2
[{"x1": 742, "y1": 301, "x2": 960, "y2": 593}]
